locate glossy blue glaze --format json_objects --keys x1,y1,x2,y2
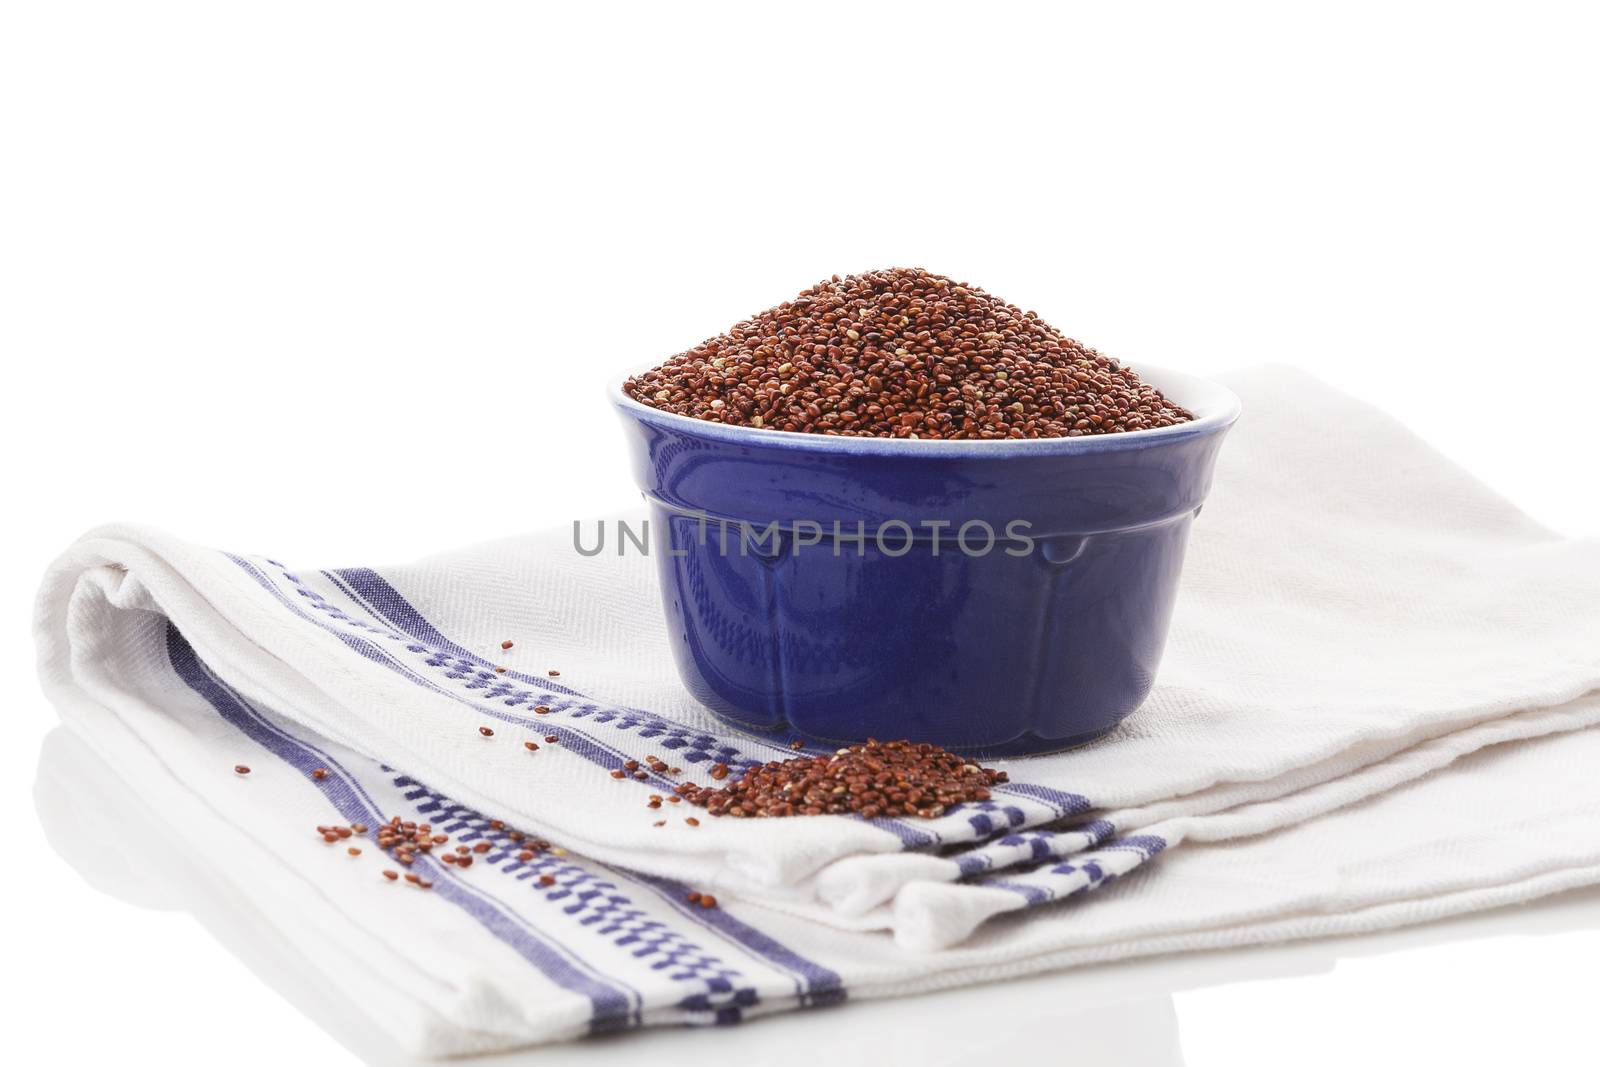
[{"x1": 613, "y1": 367, "x2": 1240, "y2": 755}]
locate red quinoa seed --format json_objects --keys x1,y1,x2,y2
[
  {"x1": 674, "y1": 738, "x2": 1008, "y2": 819},
  {"x1": 624, "y1": 268, "x2": 1192, "y2": 440}
]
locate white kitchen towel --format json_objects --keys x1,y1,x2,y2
[{"x1": 34, "y1": 366, "x2": 1600, "y2": 1053}]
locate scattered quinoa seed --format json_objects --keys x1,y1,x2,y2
[
  {"x1": 501, "y1": 640, "x2": 514, "y2": 650},
  {"x1": 479, "y1": 726, "x2": 495, "y2": 737},
  {"x1": 234, "y1": 765, "x2": 250, "y2": 775}
]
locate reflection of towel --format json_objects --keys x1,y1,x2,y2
[{"x1": 35, "y1": 368, "x2": 1600, "y2": 1053}]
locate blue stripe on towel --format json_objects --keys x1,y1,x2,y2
[
  {"x1": 324, "y1": 564, "x2": 939, "y2": 851},
  {"x1": 164, "y1": 622, "x2": 643, "y2": 1032}
]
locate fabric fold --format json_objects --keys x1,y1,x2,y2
[{"x1": 33, "y1": 366, "x2": 1600, "y2": 1052}]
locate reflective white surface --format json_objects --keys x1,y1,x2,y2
[
  {"x1": 32, "y1": 726, "x2": 1600, "y2": 1066},
  {"x1": 6, "y1": 2, "x2": 1599, "y2": 1063}
]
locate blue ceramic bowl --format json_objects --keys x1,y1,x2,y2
[{"x1": 613, "y1": 366, "x2": 1240, "y2": 756}]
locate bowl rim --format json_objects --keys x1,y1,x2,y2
[{"x1": 611, "y1": 362, "x2": 1241, "y2": 456}]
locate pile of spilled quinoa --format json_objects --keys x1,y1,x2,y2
[
  {"x1": 673, "y1": 739, "x2": 1008, "y2": 819},
  {"x1": 625, "y1": 267, "x2": 1191, "y2": 440}
]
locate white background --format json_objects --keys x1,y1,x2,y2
[{"x1": 3, "y1": 2, "x2": 1596, "y2": 1064}]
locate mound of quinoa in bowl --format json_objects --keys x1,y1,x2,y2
[{"x1": 624, "y1": 266, "x2": 1191, "y2": 440}]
